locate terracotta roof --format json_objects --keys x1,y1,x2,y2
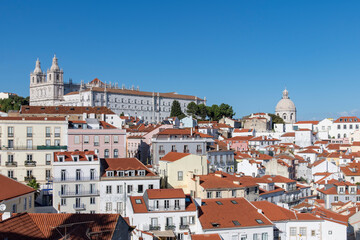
[
  {"x1": 0, "y1": 213, "x2": 124, "y2": 239},
  {"x1": 341, "y1": 163, "x2": 360, "y2": 176},
  {"x1": 156, "y1": 128, "x2": 212, "y2": 138},
  {"x1": 191, "y1": 234, "x2": 222, "y2": 240},
  {"x1": 102, "y1": 158, "x2": 156, "y2": 177},
  {"x1": 252, "y1": 201, "x2": 319, "y2": 222},
  {"x1": 326, "y1": 144, "x2": 341, "y2": 150},
  {"x1": 0, "y1": 116, "x2": 66, "y2": 121},
  {"x1": 77, "y1": 87, "x2": 204, "y2": 101},
  {"x1": 198, "y1": 198, "x2": 273, "y2": 230},
  {"x1": 54, "y1": 151, "x2": 98, "y2": 162},
  {"x1": 311, "y1": 207, "x2": 349, "y2": 225},
  {"x1": 298, "y1": 149, "x2": 318, "y2": 154},
  {"x1": 146, "y1": 189, "x2": 186, "y2": 199},
  {"x1": 334, "y1": 116, "x2": 360, "y2": 123},
  {"x1": 160, "y1": 152, "x2": 191, "y2": 162},
  {"x1": 99, "y1": 121, "x2": 117, "y2": 129},
  {"x1": 281, "y1": 132, "x2": 295, "y2": 137},
  {"x1": 20, "y1": 105, "x2": 115, "y2": 115},
  {"x1": 194, "y1": 172, "x2": 258, "y2": 189},
  {"x1": 315, "y1": 140, "x2": 329, "y2": 145},
  {"x1": 249, "y1": 136, "x2": 280, "y2": 142},
  {"x1": 0, "y1": 174, "x2": 35, "y2": 201},
  {"x1": 261, "y1": 175, "x2": 295, "y2": 183},
  {"x1": 233, "y1": 128, "x2": 253, "y2": 133},
  {"x1": 227, "y1": 136, "x2": 254, "y2": 141}
]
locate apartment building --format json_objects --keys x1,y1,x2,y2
[{"x1": 0, "y1": 117, "x2": 67, "y2": 187}]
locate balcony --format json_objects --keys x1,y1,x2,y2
[
  {"x1": 158, "y1": 150, "x2": 165, "y2": 155},
  {"x1": 53, "y1": 176, "x2": 99, "y2": 182},
  {"x1": 73, "y1": 203, "x2": 86, "y2": 211},
  {"x1": 183, "y1": 149, "x2": 190, "y2": 153},
  {"x1": 24, "y1": 176, "x2": 36, "y2": 181},
  {"x1": 171, "y1": 150, "x2": 177, "y2": 152},
  {"x1": 5, "y1": 161, "x2": 17, "y2": 167},
  {"x1": 24, "y1": 161, "x2": 36, "y2": 167},
  {"x1": 180, "y1": 225, "x2": 189, "y2": 229},
  {"x1": 59, "y1": 190, "x2": 100, "y2": 197},
  {"x1": 10, "y1": 177, "x2": 17, "y2": 181},
  {"x1": 46, "y1": 161, "x2": 51, "y2": 165},
  {"x1": 149, "y1": 225, "x2": 161, "y2": 231},
  {"x1": 196, "y1": 149, "x2": 203, "y2": 154},
  {"x1": 165, "y1": 225, "x2": 176, "y2": 230},
  {"x1": 37, "y1": 145, "x2": 67, "y2": 150}
]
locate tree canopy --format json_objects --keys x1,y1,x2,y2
[
  {"x1": 170, "y1": 100, "x2": 186, "y2": 119},
  {"x1": 0, "y1": 95, "x2": 29, "y2": 112},
  {"x1": 185, "y1": 102, "x2": 235, "y2": 121}
]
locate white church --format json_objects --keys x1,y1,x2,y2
[{"x1": 29, "y1": 55, "x2": 206, "y2": 122}]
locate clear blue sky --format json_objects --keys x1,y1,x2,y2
[{"x1": 1, "y1": 1, "x2": 360, "y2": 120}]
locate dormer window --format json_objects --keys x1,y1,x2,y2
[
  {"x1": 106, "y1": 171, "x2": 114, "y2": 177},
  {"x1": 58, "y1": 156, "x2": 64, "y2": 162},
  {"x1": 138, "y1": 170, "x2": 145, "y2": 176},
  {"x1": 87, "y1": 155, "x2": 93, "y2": 161},
  {"x1": 118, "y1": 171, "x2": 124, "y2": 177},
  {"x1": 128, "y1": 170, "x2": 135, "y2": 177},
  {"x1": 72, "y1": 156, "x2": 79, "y2": 162},
  {"x1": 339, "y1": 187, "x2": 344, "y2": 193}
]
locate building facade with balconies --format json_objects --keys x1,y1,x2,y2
[
  {"x1": 52, "y1": 151, "x2": 100, "y2": 213},
  {"x1": 99, "y1": 157, "x2": 160, "y2": 216},
  {"x1": 0, "y1": 117, "x2": 67, "y2": 191},
  {"x1": 127, "y1": 189, "x2": 199, "y2": 239}
]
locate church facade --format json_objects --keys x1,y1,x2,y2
[{"x1": 29, "y1": 56, "x2": 206, "y2": 122}]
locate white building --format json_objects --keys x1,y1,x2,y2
[
  {"x1": 275, "y1": 88, "x2": 297, "y2": 124},
  {"x1": 330, "y1": 116, "x2": 360, "y2": 139},
  {"x1": 99, "y1": 157, "x2": 160, "y2": 216},
  {"x1": 29, "y1": 56, "x2": 206, "y2": 123}
]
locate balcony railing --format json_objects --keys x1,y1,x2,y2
[
  {"x1": 165, "y1": 225, "x2": 176, "y2": 230},
  {"x1": 24, "y1": 161, "x2": 36, "y2": 167},
  {"x1": 24, "y1": 176, "x2": 36, "y2": 181},
  {"x1": 180, "y1": 225, "x2": 189, "y2": 229},
  {"x1": 59, "y1": 190, "x2": 100, "y2": 197},
  {"x1": 37, "y1": 145, "x2": 67, "y2": 150},
  {"x1": 158, "y1": 150, "x2": 165, "y2": 155},
  {"x1": 196, "y1": 149, "x2": 203, "y2": 153},
  {"x1": 171, "y1": 150, "x2": 177, "y2": 152},
  {"x1": 183, "y1": 149, "x2": 190, "y2": 153},
  {"x1": 149, "y1": 225, "x2": 160, "y2": 231},
  {"x1": 53, "y1": 176, "x2": 99, "y2": 182},
  {"x1": 148, "y1": 206, "x2": 183, "y2": 212},
  {"x1": 5, "y1": 161, "x2": 17, "y2": 167},
  {"x1": 10, "y1": 177, "x2": 17, "y2": 181},
  {"x1": 73, "y1": 203, "x2": 86, "y2": 210},
  {"x1": 46, "y1": 161, "x2": 51, "y2": 165},
  {"x1": 1, "y1": 145, "x2": 67, "y2": 150}
]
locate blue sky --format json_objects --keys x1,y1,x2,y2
[{"x1": 1, "y1": 1, "x2": 360, "y2": 120}]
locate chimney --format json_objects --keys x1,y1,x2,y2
[
  {"x1": 217, "y1": 144, "x2": 219, "y2": 151},
  {"x1": 227, "y1": 143, "x2": 230, "y2": 150},
  {"x1": 257, "y1": 209, "x2": 263, "y2": 214},
  {"x1": 2, "y1": 212, "x2": 11, "y2": 221}
]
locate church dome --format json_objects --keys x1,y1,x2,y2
[{"x1": 275, "y1": 88, "x2": 296, "y2": 112}]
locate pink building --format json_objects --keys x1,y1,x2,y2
[
  {"x1": 68, "y1": 120, "x2": 126, "y2": 158},
  {"x1": 225, "y1": 136, "x2": 253, "y2": 151}
]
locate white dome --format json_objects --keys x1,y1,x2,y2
[{"x1": 275, "y1": 98, "x2": 296, "y2": 112}]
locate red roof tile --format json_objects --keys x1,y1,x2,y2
[
  {"x1": 147, "y1": 189, "x2": 186, "y2": 199},
  {"x1": 0, "y1": 175, "x2": 35, "y2": 201},
  {"x1": 160, "y1": 152, "x2": 191, "y2": 162},
  {"x1": 102, "y1": 158, "x2": 156, "y2": 177}
]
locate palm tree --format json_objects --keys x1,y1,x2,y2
[{"x1": 27, "y1": 179, "x2": 40, "y2": 199}]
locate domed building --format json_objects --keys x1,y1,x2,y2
[{"x1": 275, "y1": 88, "x2": 296, "y2": 124}]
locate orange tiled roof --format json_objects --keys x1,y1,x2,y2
[
  {"x1": 160, "y1": 152, "x2": 191, "y2": 162},
  {"x1": 194, "y1": 172, "x2": 258, "y2": 190},
  {"x1": 54, "y1": 151, "x2": 98, "y2": 162},
  {"x1": 261, "y1": 175, "x2": 295, "y2": 183},
  {"x1": 295, "y1": 120, "x2": 320, "y2": 124},
  {"x1": 0, "y1": 116, "x2": 66, "y2": 121},
  {"x1": 281, "y1": 132, "x2": 295, "y2": 137},
  {"x1": 147, "y1": 189, "x2": 186, "y2": 199},
  {"x1": 199, "y1": 198, "x2": 273, "y2": 230},
  {"x1": 191, "y1": 234, "x2": 222, "y2": 240},
  {"x1": 0, "y1": 174, "x2": 35, "y2": 201},
  {"x1": 334, "y1": 116, "x2": 360, "y2": 123},
  {"x1": 102, "y1": 158, "x2": 156, "y2": 177}
]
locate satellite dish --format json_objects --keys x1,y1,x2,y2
[{"x1": 0, "y1": 204, "x2": 6, "y2": 211}]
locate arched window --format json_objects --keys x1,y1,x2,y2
[
  {"x1": 290, "y1": 113, "x2": 294, "y2": 120},
  {"x1": 344, "y1": 134, "x2": 347, "y2": 138},
  {"x1": 338, "y1": 134, "x2": 341, "y2": 138},
  {"x1": 104, "y1": 149, "x2": 109, "y2": 158},
  {"x1": 32, "y1": 77, "x2": 34, "y2": 83},
  {"x1": 49, "y1": 74, "x2": 51, "y2": 80},
  {"x1": 114, "y1": 149, "x2": 119, "y2": 158},
  {"x1": 283, "y1": 114, "x2": 287, "y2": 120}
]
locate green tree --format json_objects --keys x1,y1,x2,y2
[
  {"x1": 197, "y1": 104, "x2": 208, "y2": 120},
  {"x1": 0, "y1": 95, "x2": 29, "y2": 112},
  {"x1": 219, "y1": 103, "x2": 235, "y2": 118},
  {"x1": 186, "y1": 102, "x2": 198, "y2": 118},
  {"x1": 269, "y1": 113, "x2": 285, "y2": 128},
  {"x1": 170, "y1": 100, "x2": 185, "y2": 119},
  {"x1": 27, "y1": 178, "x2": 40, "y2": 199},
  {"x1": 207, "y1": 104, "x2": 221, "y2": 121}
]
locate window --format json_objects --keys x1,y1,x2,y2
[
  {"x1": 87, "y1": 155, "x2": 93, "y2": 161},
  {"x1": 189, "y1": 216, "x2": 195, "y2": 224},
  {"x1": 75, "y1": 184, "x2": 80, "y2": 194},
  {"x1": 54, "y1": 139, "x2": 60, "y2": 146},
  {"x1": 46, "y1": 127, "x2": 51, "y2": 137},
  {"x1": 8, "y1": 139, "x2": 13, "y2": 148},
  {"x1": 113, "y1": 136, "x2": 119, "y2": 143},
  {"x1": 232, "y1": 220, "x2": 240, "y2": 226},
  {"x1": 180, "y1": 216, "x2": 187, "y2": 225},
  {"x1": 90, "y1": 197, "x2": 95, "y2": 204},
  {"x1": 255, "y1": 219, "x2": 264, "y2": 224},
  {"x1": 8, "y1": 127, "x2": 14, "y2": 137},
  {"x1": 90, "y1": 183, "x2": 95, "y2": 194},
  {"x1": 207, "y1": 192, "x2": 212, "y2": 198},
  {"x1": 232, "y1": 190, "x2": 237, "y2": 197},
  {"x1": 334, "y1": 196, "x2": 339, "y2": 202},
  {"x1": 346, "y1": 196, "x2": 350, "y2": 201},
  {"x1": 94, "y1": 136, "x2": 99, "y2": 146},
  {"x1": 76, "y1": 169, "x2": 81, "y2": 180},
  {"x1": 216, "y1": 191, "x2": 221, "y2": 198},
  {"x1": 46, "y1": 139, "x2": 51, "y2": 146},
  {"x1": 127, "y1": 185, "x2": 133, "y2": 193},
  {"x1": 46, "y1": 154, "x2": 51, "y2": 165},
  {"x1": 106, "y1": 185, "x2": 112, "y2": 194},
  {"x1": 8, "y1": 170, "x2": 13, "y2": 179},
  {"x1": 175, "y1": 199, "x2": 180, "y2": 209},
  {"x1": 74, "y1": 136, "x2": 80, "y2": 144},
  {"x1": 60, "y1": 185, "x2": 66, "y2": 195},
  {"x1": 117, "y1": 185, "x2": 123, "y2": 194},
  {"x1": 178, "y1": 171, "x2": 183, "y2": 181},
  {"x1": 328, "y1": 230, "x2": 332, "y2": 235},
  {"x1": 8, "y1": 155, "x2": 14, "y2": 163},
  {"x1": 151, "y1": 218, "x2": 158, "y2": 227},
  {"x1": 90, "y1": 169, "x2": 95, "y2": 180},
  {"x1": 54, "y1": 127, "x2": 61, "y2": 137},
  {"x1": 73, "y1": 156, "x2": 78, "y2": 162},
  {"x1": 104, "y1": 149, "x2": 109, "y2": 158},
  {"x1": 164, "y1": 200, "x2": 170, "y2": 209},
  {"x1": 216, "y1": 201, "x2": 223, "y2": 205},
  {"x1": 261, "y1": 233, "x2": 268, "y2": 240},
  {"x1": 138, "y1": 185, "x2": 143, "y2": 193},
  {"x1": 29, "y1": 196, "x2": 32, "y2": 209},
  {"x1": 118, "y1": 171, "x2": 124, "y2": 177},
  {"x1": 300, "y1": 227, "x2": 306, "y2": 236},
  {"x1": 113, "y1": 149, "x2": 119, "y2": 158},
  {"x1": 104, "y1": 135, "x2": 110, "y2": 144},
  {"x1": 148, "y1": 184, "x2": 153, "y2": 189},
  {"x1": 106, "y1": 202, "x2": 112, "y2": 211},
  {"x1": 26, "y1": 170, "x2": 32, "y2": 177},
  {"x1": 116, "y1": 202, "x2": 123, "y2": 213},
  {"x1": 311, "y1": 230, "x2": 315, "y2": 236},
  {"x1": 27, "y1": 127, "x2": 33, "y2": 137},
  {"x1": 46, "y1": 170, "x2": 51, "y2": 179},
  {"x1": 290, "y1": 227, "x2": 297, "y2": 236},
  {"x1": 231, "y1": 200, "x2": 238, "y2": 204},
  {"x1": 27, "y1": 139, "x2": 33, "y2": 149},
  {"x1": 61, "y1": 198, "x2": 66, "y2": 206},
  {"x1": 253, "y1": 234, "x2": 258, "y2": 240},
  {"x1": 135, "y1": 199, "x2": 142, "y2": 204},
  {"x1": 166, "y1": 217, "x2": 173, "y2": 226},
  {"x1": 138, "y1": 170, "x2": 145, "y2": 176},
  {"x1": 61, "y1": 170, "x2": 66, "y2": 181},
  {"x1": 357, "y1": 196, "x2": 360, "y2": 202}
]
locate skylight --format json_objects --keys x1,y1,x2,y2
[
  {"x1": 256, "y1": 219, "x2": 264, "y2": 224},
  {"x1": 215, "y1": 201, "x2": 223, "y2": 205},
  {"x1": 231, "y1": 200, "x2": 238, "y2": 204},
  {"x1": 135, "y1": 199, "x2": 142, "y2": 204},
  {"x1": 211, "y1": 222, "x2": 220, "y2": 228},
  {"x1": 232, "y1": 220, "x2": 240, "y2": 226}
]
